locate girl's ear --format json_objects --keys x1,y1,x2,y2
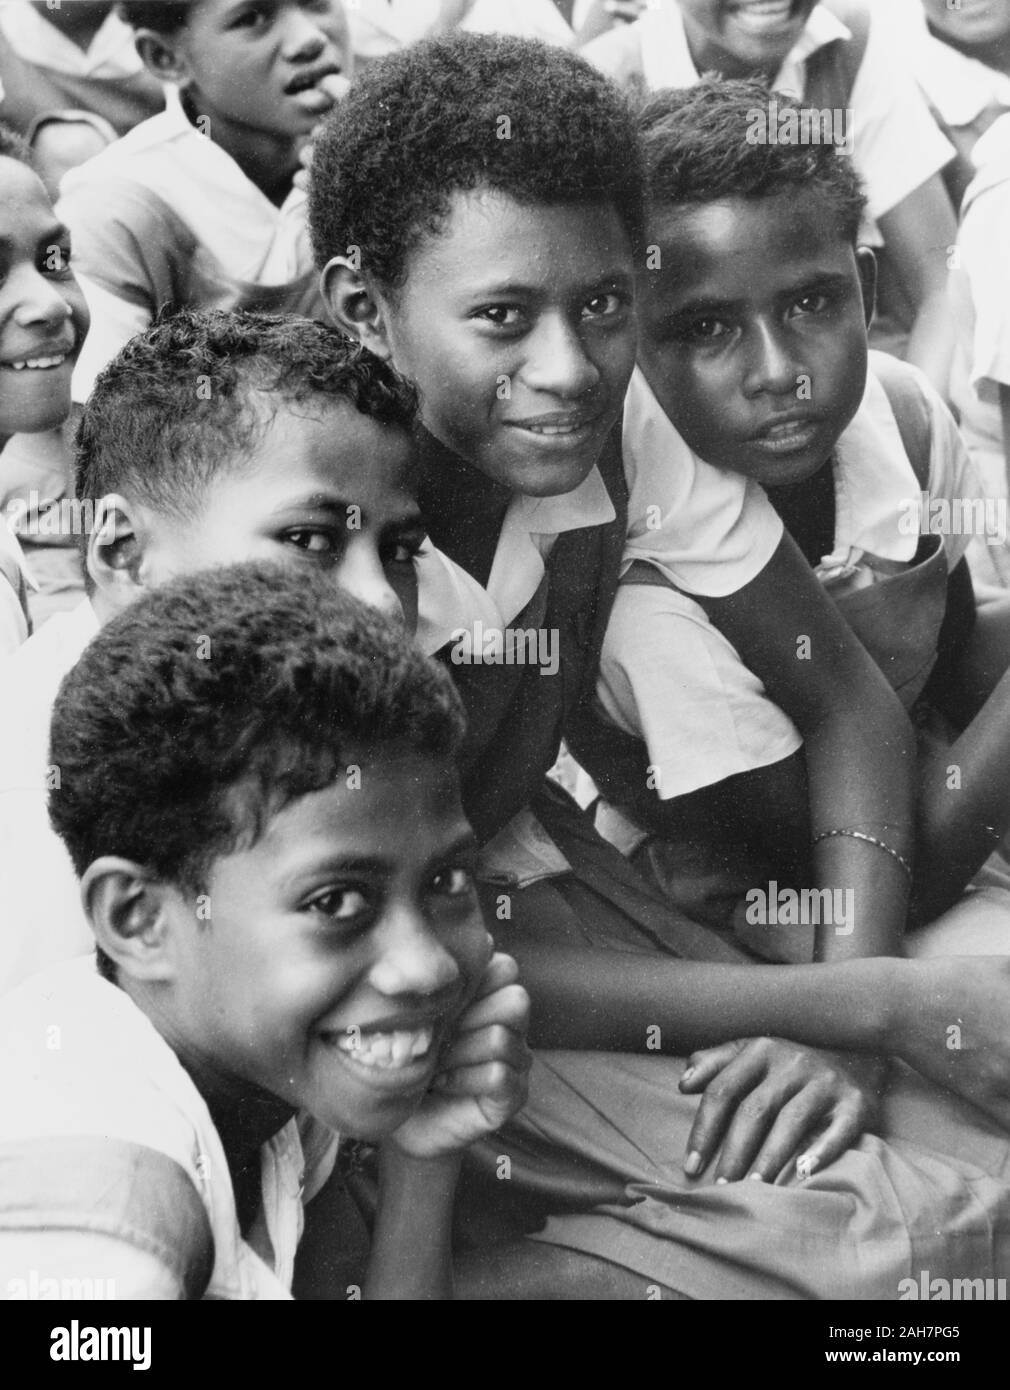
[
  {"x1": 80, "y1": 858, "x2": 177, "y2": 985},
  {"x1": 87, "y1": 494, "x2": 145, "y2": 613},
  {"x1": 320, "y1": 258, "x2": 394, "y2": 361},
  {"x1": 133, "y1": 30, "x2": 192, "y2": 88},
  {"x1": 855, "y1": 247, "x2": 877, "y2": 331}
]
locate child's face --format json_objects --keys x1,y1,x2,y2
[
  {"x1": 158, "y1": 749, "x2": 489, "y2": 1138},
  {"x1": 678, "y1": 0, "x2": 817, "y2": 73},
  {"x1": 170, "y1": 0, "x2": 350, "y2": 139},
  {"x1": 636, "y1": 188, "x2": 872, "y2": 488},
  {"x1": 922, "y1": 0, "x2": 1010, "y2": 47},
  {"x1": 0, "y1": 158, "x2": 89, "y2": 438},
  {"x1": 370, "y1": 189, "x2": 636, "y2": 498},
  {"x1": 134, "y1": 398, "x2": 423, "y2": 629}
]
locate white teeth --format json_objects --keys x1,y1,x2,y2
[
  {"x1": 528, "y1": 422, "x2": 580, "y2": 436},
  {"x1": 7, "y1": 354, "x2": 67, "y2": 371},
  {"x1": 331, "y1": 1025, "x2": 433, "y2": 1070}
]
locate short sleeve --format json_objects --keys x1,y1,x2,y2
[
  {"x1": 622, "y1": 368, "x2": 783, "y2": 597},
  {"x1": 922, "y1": 379, "x2": 995, "y2": 571},
  {"x1": 597, "y1": 583, "x2": 802, "y2": 800},
  {"x1": 959, "y1": 183, "x2": 1010, "y2": 404},
  {"x1": 848, "y1": 10, "x2": 954, "y2": 222}
]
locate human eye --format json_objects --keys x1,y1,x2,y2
[
  {"x1": 682, "y1": 315, "x2": 731, "y2": 343},
  {"x1": 790, "y1": 290, "x2": 831, "y2": 318},
  {"x1": 230, "y1": 2, "x2": 272, "y2": 31},
  {"x1": 429, "y1": 865, "x2": 476, "y2": 899},
  {"x1": 40, "y1": 241, "x2": 72, "y2": 278},
  {"x1": 305, "y1": 885, "x2": 374, "y2": 925},
  {"x1": 381, "y1": 528, "x2": 425, "y2": 567},
  {"x1": 473, "y1": 304, "x2": 525, "y2": 330},
  {"x1": 581, "y1": 290, "x2": 626, "y2": 320},
  {"x1": 284, "y1": 526, "x2": 340, "y2": 556}
]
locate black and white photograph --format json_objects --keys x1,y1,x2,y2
[{"x1": 0, "y1": 0, "x2": 1007, "y2": 1346}]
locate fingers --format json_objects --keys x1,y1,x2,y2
[
  {"x1": 318, "y1": 72, "x2": 352, "y2": 105},
  {"x1": 679, "y1": 1040, "x2": 747, "y2": 1093},
  {"x1": 682, "y1": 1041, "x2": 772, "y2": 1175},
  {"x1": 455, "y1": 954, "x2": 524, "y2": 1027},
  {"x1": 720, "y1": 1076, "x2": 835, "y2": 1183},
  {"x1": 430, "y1": 1058, "x2": 530, "y2": 1130},
  {"x1": 437, "y1": 1020, "x2": 531, "y2": 1074},
  {"x1": 791, "y1": 1097, "x2": 868, "y2": 1183}
]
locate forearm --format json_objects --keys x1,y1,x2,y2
[
  {"x1": 915, "y1": 678, "x2": 1010, "y2": 920},
  {"x1": 498, "y1": 926, "x2": 900, "y2": 1056},
  {"x1": 362, "y1": 1148, "x2": 460, "y2": 1300},
  {"x1": 804, "y1": 710, "x2": 917, "y2": 962}
]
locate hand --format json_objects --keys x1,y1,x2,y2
[
  {"x1": 892, "y1": 957, "x2": 1010, "y2": 1128},
  {"x1": 678, "y1": 1037, "x2": 882, "y2": 1183},
  {"x1": 293, "y1": 72, "x2": 352, "y2": 193},
  {"x1": 388, "y1": 952, "x2": 531, "y2": 1160}
]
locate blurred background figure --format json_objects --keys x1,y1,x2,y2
[{"x1": 0, "y1": 2, "x2": 164, "y2": 195}]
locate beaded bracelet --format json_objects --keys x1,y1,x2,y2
[{"x1": 811, "y1": 828, "x2": 913, "y2": 884}]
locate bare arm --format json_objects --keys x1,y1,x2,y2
[{"x1": 696, "y1": 534, "x2": 917, "y2": 963}]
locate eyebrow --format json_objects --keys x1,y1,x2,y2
[
  {"x1": 670, "y1": 272, "x2": 854, "y2": 319},
  {"x1": 0, "y1": 222, "x2": 69, "y2": 254},
  {"x1": 271, "y1": 493, "x2": 425, "y2": 525},
  {"x1": 279, "y1": 831, "x2": 479, "y2": 890},
  {"x1": 462, "y1": 270, "x2": 634, "y2": 299}
]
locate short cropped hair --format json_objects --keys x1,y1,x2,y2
[
  {"x1": 115, "y1": 2, "x2": 192, "y2": 34},
  {"x1": 0, "y1": 120, "x2": 31, "y2": 164},
  {"x1": 49, "y1": 562, "x2": 466, "y2": 903},
  {"x1": 73, "y1": 308, "x2": 417, "y2": 529},
  {"x1": 639, "y1": 77, "x2": 867, "y2": 245},
  {"x1": 309, "y1": 32, "x2": 644, "y2": 290}
]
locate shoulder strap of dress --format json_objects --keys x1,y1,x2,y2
[
  {"x1": 867, "y1": 352, "x2": 934, "y2": 491},
  {"x1": 802, "y1": 0, "x2": 871, "y2": 113}
]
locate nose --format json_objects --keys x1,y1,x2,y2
[
  {"x1": 10, "y1": 265, "x2": 74, "y2": 332},
  {"x1": 338, "y1": 540, "x2": 403, "y2": 620},
  {"x1": 280, "y1": 3, "x2": 329, "y2": 62},
  {"x1": 368, "y1": 906, "x2": 462, "y2": 999},
  {"x1": 521, "y1": 313, "x2": 600, "y2": 400},
  {"x1": 742, "y1": 320, "x2": 802, "y2": 399}
]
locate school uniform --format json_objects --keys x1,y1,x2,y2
[
  {"x1": 57, "y1": 86, "x2": 324, "y2": 404},
  {"x1": 950, "y1": 114, "x2": 1010, "y2": 585},
  {"x1": 419, "y1": 374, "x2": 1010, "y2": 1297},
  {"x1": 0, "y1": 2, "x2": 163, "y2": 137},
  {"x1": 0, "y1": 956, "x2": 338, "y2": 1299}
]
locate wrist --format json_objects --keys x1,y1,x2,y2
[
  {"x1": 379, "y1": 1143, "x2": 462, "y2": 1192},
  {"x1": 856, "y1": 955, "x2": 907, "y2": 1055}
]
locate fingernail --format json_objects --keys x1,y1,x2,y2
[
  {"x1": 681, "y1": 1066, "x2": 695, "y2": 1082},
  {"x1": 749, "y1": 1171, "x2": 764, "y2": 1182},
  {"x1": 715, "y1": 1176, "x2": 729, "y2": 1186},
  {"x1": 684, "y1": 1150, "x2": 702, "y2": 1176},
  {"x1": 796, "y1": 1153, "x2": 818, "y2": 1181}
]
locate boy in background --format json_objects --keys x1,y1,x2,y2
[{"x1": 0, "y1": 308, "x2": 495, "y2": 996}]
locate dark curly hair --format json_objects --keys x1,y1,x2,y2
[
  {"x1": 639, "y1": 76, "x2": 867, "y2": 244},
  {"x1": 74, "y1": 307, "x2": 418, "y2": 533},
  {"x1": 309, "y1": 32, "x2": 644, "y2": 291},
  {"x1": 49, "y1": 561, "x2": 466, "y2": 976},
  {"x1": 115, "y1": 2, "x2": 192, "y2": 34}
]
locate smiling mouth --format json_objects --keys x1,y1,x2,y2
[
  {"x1": 507, "y1": 412, "x2": 603, "y2": 439},
  {"x1": 730, "y1": 1, "x2": 800, "y2": 30},
  {"x1": 327, "y1": 1024, "x2": 435, "y2": 1072},
  {"x1": 1, "y1": 352, "x2": 71, "y2": 372}
]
